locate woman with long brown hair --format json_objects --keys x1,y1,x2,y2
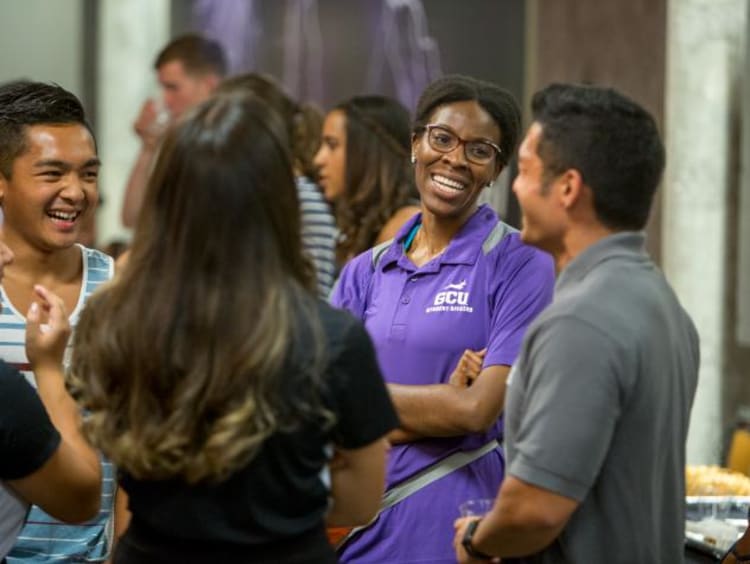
[
  {"x1": 314, "y1": 95, "x2": 420, "y2": 268},
  {"x1": 71, "y1": 93, "x2": 397, "y2": 563}
]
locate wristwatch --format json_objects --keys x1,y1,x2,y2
[{"x1": 462, "y1": 518, "x2": 494, "y2": 561}]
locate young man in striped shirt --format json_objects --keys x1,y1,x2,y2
[{"x1": 0, "y1": 80, "x2": 118, "y2": 563}]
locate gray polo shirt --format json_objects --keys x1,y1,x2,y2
[{"x1": 504, "y1": 232, "x2": 699, "y2": 564}]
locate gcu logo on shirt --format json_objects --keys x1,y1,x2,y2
[
  {"x1": 434, "y1": 290, "x2": 469, "y2": 306},
  {"x1": 426, "y1": 280, "x2": 474, "y2": 314}
]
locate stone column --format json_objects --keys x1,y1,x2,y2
[
  {"x1": 96, "y1": 0, "x2": 170, "y2": 246},
  {"x1": 737, "y1": 16, "x2": 750, "y2": 346},
  {"x1": 663, "y1": 0, "x2": 746, "y2": 463}
]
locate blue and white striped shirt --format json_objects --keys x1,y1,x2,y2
[
  {"x1": 297, "y1": 176, "x2": 337, "y2": 298},
  {"x1": 2, "y1": 245, "x2": 115, "y2": 563}
]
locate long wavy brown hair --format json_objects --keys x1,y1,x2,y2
[
  {"x1": 334, "y1": 96, "x2": 418, "y2": 263},
  {"x1": 71, "y1": 93, "x2": 329, "y2": 484}
]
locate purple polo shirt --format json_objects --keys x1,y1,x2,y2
[{"x1": 332, "y1": 204, "x2": 555, "y2": 488}]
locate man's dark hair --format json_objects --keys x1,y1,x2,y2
[
  {"x1": 414, "y1": 74, "x2": 521, "y2": 169},
  {"x1": 0, "y1": 80, "x2": 91, "y2": 178},
  {"x1": 531, "y1": 83, "x2": 665, "y2": 231},
  {"x1": 154, "y1": 34, "x2": 227, "y2": 77}
]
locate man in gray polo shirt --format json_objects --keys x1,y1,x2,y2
[{"x1": 453, "y1": 83, "x2": 700, "y2": 564}]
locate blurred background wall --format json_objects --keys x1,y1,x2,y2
[{"x1": 0, "y1": 0, "x2": 85, "y2": 99}]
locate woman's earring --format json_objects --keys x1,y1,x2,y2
[{"x1": 410, "y1": 154, "x2": 416, "y2": 164}]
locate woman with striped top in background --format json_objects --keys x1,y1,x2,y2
[{"x1": 218, "y1": 73, "x2": 338, "y2": 298}]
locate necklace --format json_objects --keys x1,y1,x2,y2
[{"x1": 404, "y1": 223, "x2": 450, "y2": 266}]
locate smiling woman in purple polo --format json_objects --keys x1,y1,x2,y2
[{"x1": 331, "y1": 74, "x2": 556, "y2": 564}]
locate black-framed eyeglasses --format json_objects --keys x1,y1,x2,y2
[{"x1": 422, "y1": 124, "x2": 502, "y2": 165}]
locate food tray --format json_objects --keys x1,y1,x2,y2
[{"x1": 685, "y1": 496, "x2": 750, "y2": 558}]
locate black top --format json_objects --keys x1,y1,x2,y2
[
  {"x1": 118, "y1": 302, "x2": 399, "y2": 562},
  {"x1": 0, "y1": 360, "x2": 61, "y2": 480}
]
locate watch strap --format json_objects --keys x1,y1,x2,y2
[{"x1": 462, "y1": 518, "x2": 494, "y2": 561}]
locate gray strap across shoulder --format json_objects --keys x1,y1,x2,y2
[
  {"x1": 337, "y1": 439, "x2": 500, "y2": 550},
  {"x1": 380, "y1": 439, "x2": 500, "y2": 509},
  {"x1": 370, "y1": 238, "x2": 394, "y2": 270},
  {"x1": 482, "y1": 221, "x2": 517, "y2": 255}
]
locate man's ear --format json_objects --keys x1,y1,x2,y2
[
  {"x1": 0, "y1": 173, "x2": 7, "y2": 206},
  {"x1": 205, "y1": 73, "x2": 221, "y2": 92},
  {"x1": 559, "y1": 169, "x2": 584, "y2": 209}
]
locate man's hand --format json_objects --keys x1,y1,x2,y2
[
  {"x1": 454, "y1": 517, "x2": 501, "y2": 563},
  {"x1": 25, "y1": 284, "x2": 71, "y2": 372},
  {"x1": 449, "y1": 348, "x2": 487, "y2": 387},
  {"x1": 133, "y1": 99, "x2": 168, "y2": 149}
]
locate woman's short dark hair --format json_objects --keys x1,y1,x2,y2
[{"x1": 414, "y1": 74, "x2": 521, "y2": 169}]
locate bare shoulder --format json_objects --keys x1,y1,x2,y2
[
  {"x1": 114, "y1": 249, "x2": 130, "y2": 273},
  {"x1": 375, "y1": 205, "x2": 421, "y2": 244}
]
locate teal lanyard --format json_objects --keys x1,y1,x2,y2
[{"x1": 403, "y1": 222, "x2": 421, "y2": 252}]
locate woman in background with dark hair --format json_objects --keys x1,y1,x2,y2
[
  {"x1": 314, "y1": 95, "x2": 420, "y2": 267},
  {"x1": 331, "y1": 75, "x2": 555, "y2": 563},
  {"x1": 71, "y1": 93, "x2": 398, "y2": 564},
  {"x1": 218, "y1": 73, "x2": 337, "y2": 297}
]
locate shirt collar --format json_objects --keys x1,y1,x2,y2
[
  {"x1": 556, "y1": 231, "x2": 648, "y2": 292},
  {"x1": 378, "y1": 204, "x2": 499, "y2": 273}
]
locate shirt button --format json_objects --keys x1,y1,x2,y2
[{"x1": 401, "y1": 296, "x2": 411, "y2": 304}]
